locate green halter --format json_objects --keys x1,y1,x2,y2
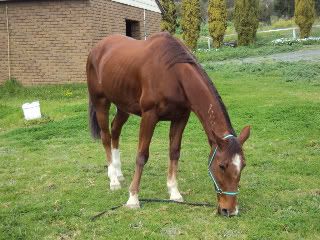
[{"x1": 208, "y1": 134, "x2": 239, "y2": 196}]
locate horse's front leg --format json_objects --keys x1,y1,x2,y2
[
  {"x1": 167, "y1": 113, "x2": 190, "y2": 202},
  {"x1": 126, "y1": 110, "x2": 158, "y2": 208}
]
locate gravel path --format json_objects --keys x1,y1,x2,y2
[{"x1": 207, "y1": 47, "x2": 320, "y2": 65}]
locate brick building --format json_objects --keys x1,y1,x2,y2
[{"x1": 0, "y1": 0, "x2": 162, "y2": 85}]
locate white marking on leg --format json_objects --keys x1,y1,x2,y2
[
  {"x1": 126, "y1": 192, "x2": 140, "y2": 208},
  {"x1": 112, "y1": 148, "x2": 124, "y2": 181},
  {"x1": 108, "y1": 164, "x2": 121, "y2": 190},
  {"x1": 167, "y1": 177, "x2": 183, "y2": 202},
  {"x1": 232, "y1": 154, "x2": 241, "y2": 173}
]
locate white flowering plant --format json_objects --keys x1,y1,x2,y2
[{"x1": 272, "y1": 37, "x2": 320, "y2": 46}]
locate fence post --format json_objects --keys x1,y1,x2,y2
[{"x1": 293, "y1": 29, "x2": 297, "y2": 39}]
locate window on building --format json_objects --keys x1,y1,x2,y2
[{"x1": 125, "y1": 19, "x2": 140, "y2": 40}]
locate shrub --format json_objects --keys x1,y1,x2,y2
[
  {"x1": 294, "y1": 0, "x2": 316, "y2": 39},
  {"x1": 1, "y1": 78, "x2": 23, "y2": 94},
  {"x1": 234, "y1": 0, "x2": 259, "y2": 46},
  {"x1": 181, "y1": 0, "x2": 201, "y2": 50},
  {"x1": 160, "y1": 0, "x2": 177, "y2": 34},
  {"x1": 208, "y1": 0, "x2": 227, "y2": 48}
]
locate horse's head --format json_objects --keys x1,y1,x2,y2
[{"x1": 209, "y1": 126, "x2": 250, "y2": 217}]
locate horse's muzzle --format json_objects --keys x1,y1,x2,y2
[{"x1": 218, "y1": 206, "x2": 239, "y2": 217}]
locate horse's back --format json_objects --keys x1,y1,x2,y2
[
  {"x1": 88, "y1": 32, "x2": 171, "y2": 72},
  {"x1": 87, "y1": 34, "x2": 164, "y2": 90},
  {"x1": 88, "y1": 35, "x2": 143, "y2": 75}
]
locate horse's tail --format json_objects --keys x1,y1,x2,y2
[
  {"x1": 88, "y1": 97, "x2": 101, "y2": 139},
  {"x1": 86, "y1": 49, "x2": 100, "y2": 140}
]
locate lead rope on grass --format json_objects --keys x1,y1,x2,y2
[{"x1": 91, "y1": 198, "x2": 215, "y2": 221}]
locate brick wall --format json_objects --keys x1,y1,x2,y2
[
  {"x1": 0, "y1": 0, "x2": 92, "y2": 85},
  {"x1": 145, "y1": 9, "x2": 162, "y2": 38},
  {"x1": 0, "y1": 6, "x2": 8, "y2": 83},
  {"x1": 0, "y1": 0, "x2": 161, "y2": 85},
  {"x1": 91, "y1": 0, "x2": 161, "y2": 42}
]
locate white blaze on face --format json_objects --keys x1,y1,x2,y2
[{"x1": 232, "y1": 154, "x2": 241, "y2": 173}]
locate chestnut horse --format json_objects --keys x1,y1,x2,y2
[{"x1": 86, "y1": 32, "x2": 250, "y2": 216}]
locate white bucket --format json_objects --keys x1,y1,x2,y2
[{"x1": 22, "y1": 101, "x2": 42, "y2": 120}]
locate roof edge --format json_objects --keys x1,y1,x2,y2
[{"x1": 154, "y1": 0, "x2": 165, "y2": 15}]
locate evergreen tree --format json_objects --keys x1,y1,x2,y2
[
  {"x1": 208, "y1": 0, "x2": 227, "y2": 48},
  {"x1": 234, "y1": 0, "x2": 259, "y2": 46},
  {"x1": 160, "y1": 0, "x2": 177, "y2": 34},
  {"x1": 181, "y1": 0, "x2": 201, "y2": 50},
  {"x1": 295, "y1": 0, "x2": 316, "y2": 38}
]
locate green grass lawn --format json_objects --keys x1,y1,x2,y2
[{"x1": 1, "y1": 60, "x2": 320, "y2": 239}]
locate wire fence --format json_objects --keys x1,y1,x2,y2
[{"x1": 198, "y1": 25, "x2": 320, "y2": 50}]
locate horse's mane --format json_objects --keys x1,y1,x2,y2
[
  {"x1": 150, "y1": 32, "x2": 235, "y2": 136},
  {"x1": 149, "y1": 32, "x2": 196, "y2": 68}
]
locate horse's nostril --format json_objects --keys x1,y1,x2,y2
[{"x1": 221, "y1": 208, "x2": 229, "y2": 216}]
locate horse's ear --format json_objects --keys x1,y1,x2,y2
[
  {"x1": 212, "y1": 130, "x2": 228, "y2": 149},
  {"x1": 238, "y1": 126, "x2": 251, "y2": 145}
]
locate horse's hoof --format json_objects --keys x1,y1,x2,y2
[
  {"x1": 117, "y1": 175, "x2": 125, "y2": 181},
  {"x1": 170, "y1": 192, "x2": 184, "y2": 202},
  {"x1": 125, "y1": 203, "x2": 140, "y2": 209},
  {"x1": 170, "y1": 196, "x2": 184, "y2": 202},
  {"x1": 126, "y1": 193, "x2": 140, "y2": 208},
  {"x1": 110, "y1": 183, "x2": 121, "y2": 191}
]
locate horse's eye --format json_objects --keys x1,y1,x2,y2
[{"x1": 219, "y1": 163, "x2": 227, "y2": 171}]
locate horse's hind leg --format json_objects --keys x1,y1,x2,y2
[
  {"x1": 167, "y1": 112, "x2": 190, "y2": 202},
  {"x1": 111, "y1": 108, "x2": 129, "y2": 181},
  {"x1": 95, "y1": 99, "x2": 121, "y2": 190}
]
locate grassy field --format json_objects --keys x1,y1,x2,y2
[{"x1": 1, "y1": 55, "x2": 320, "y2": 239}]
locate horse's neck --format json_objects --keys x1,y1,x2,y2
[{"x1": 179, "y1": 64, "x2": 234, "y2": 144}]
